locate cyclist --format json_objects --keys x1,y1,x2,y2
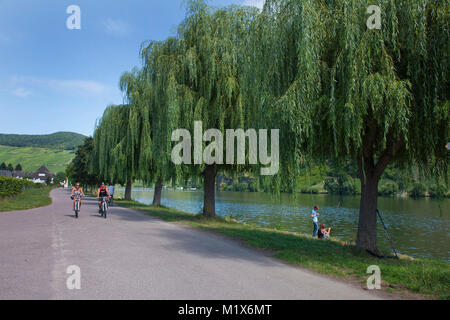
[
  {"x1": 107, "y1": 183, "x2": 115, "y2": 205},
  {"x1": 97, "y1": 182, "x2": 111, "y2": 213},
  {"x1": 70, "y1": 183, "x2": 85, "y2": 212}
]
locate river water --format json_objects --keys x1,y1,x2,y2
[{"x1": 116, "y1": 188, "x2": 449, "y2": 261}]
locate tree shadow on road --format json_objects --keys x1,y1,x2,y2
[{"x1": 110, "y1": 200, "x2": 450, "y2": 299}]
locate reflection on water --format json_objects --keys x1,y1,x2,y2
[{"x1": 117, "y1": 188, "x2": 449, "y2": 261}]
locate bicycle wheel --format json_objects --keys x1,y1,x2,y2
[
  {"x1": 75, "y1": 201, "x2": 79, "y2": 218},
  {"x1": 103, "y1": 201, "x2": 107, "y2": 219}
]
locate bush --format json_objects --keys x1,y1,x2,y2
[
  {"x1": 300, "y1": 187, "x2": 319, "y2": 194},
  {"x1": 410, "y1": 182, "x2": 426, "y2": 198},
  {"x1": 248, "y1": 180, "x2": 259, "y2": 192},
  {"x1": 324, "y1": 175, "x2": 358, "y2": 195},
  {"x1": 54, "y1": 172, "x2": 66, "y2": 185},
  {"x1": 341, "y1": 180, "x2": 358, "y2": 195},
  {"x1": 324, "y1": 177, "x2": 340, "y2": 194},
  {"x1": 232, "y1": 182, "x2": 249, "y2": 192},
  {"x1": 428, "y1": 184, "x2": 448, "y2": 198},
  {"x1": 0, "y1": 177, "x2": 39, "y2": 197},
  {"x1": 378, "y1": 179, "x2": 399, "y2": 196},
  {"x1": 222, "y1": 184, "x2": 234, "y2": 191}
]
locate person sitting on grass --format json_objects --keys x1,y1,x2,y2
[{"x1": 318, "y1": 224, "x2": 331, "y2": 239}]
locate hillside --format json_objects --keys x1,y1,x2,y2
[
  {"x1": 0, "y1": 145, "x2": 75, "y2": 173},
  {"x1": 0, "y1": 132, "x2": 86, "y2": 150}
]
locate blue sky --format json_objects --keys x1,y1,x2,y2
[{"x1": 0, "y1": 0, "x2": 264, "y2": 136}]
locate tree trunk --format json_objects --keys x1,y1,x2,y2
[
  {"x1": 203, "y1": 165, "x2": 217, "y2": 216},
  {"x1": 124, "y1": 180, "x2": 132, "y2": 200},
  {"x1": 356, "y1": 173, "x2": 379, "y2": 253},
  {"x1": 355, "y1": 134, "x2": 403, "y2": 253},
  {"x1": 152, "y1": 177, "x2": 163, "y2": 206}
]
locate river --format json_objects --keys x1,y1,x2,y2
[{"x1": 116, "y1": 188, "x2": 449, "y2": 261}]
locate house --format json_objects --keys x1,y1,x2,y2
[
  {"x1": 0, "y1": 170, "x2": 12, "y2": 177},
  {"x1": 31, "y1": 165, "x2": 54, "y2": 184},
  {"x1": 7, "y1": 165, "x2": 55, "y2": 184},
  {"x1": 12, "y1": 170, "x2": 33, "y2": 179}
]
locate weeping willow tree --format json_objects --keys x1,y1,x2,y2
[
  {"x1": 245, "y1": 0, "x2": 449, "y2": 252},
  {"x1": 92, "y1": 105, "x2": 128, "y2": 196},
  {"x1": 100, "y1": 39, "x2": 182, "y2": 206},
  {"x1": 92, "y1": 104, "x2": 134, "y2": 199},
  {"x1": 172, "y1": 0, "x2": 259, "y2": 216},
  {"x1": 139, "y1": 38, "x2": 181, "y2": 206},
  {"x1": 92, "y1": 68, "x2": 145, "y2": 200},
  {"x1": 117, "y1": 68, "x2": 153, "y2": 200},
  {"x1": 93, "y1": 40, "x2": 182, "y2": 206}
]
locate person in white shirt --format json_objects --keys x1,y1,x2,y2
[
  {"x1": 107, "y1": 184, "x2": 115, "y2": 205},
  {"x1": 311, "y1": 205, "x2": 320, "y2": 237},
  {"x1": 107, "y1": 184, "x2": 115, "y2": 196}
]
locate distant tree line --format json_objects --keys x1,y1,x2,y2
[
  {"x1": 65, "y1": 137, "x2": 100, "y2": 191},
  {"x1": 214, "y1": 160, "x2": 449, "y2": 199},
  {"x1": 0, "y1": 162, "x2": 22, "y2": 172},
  {"x1": 0, "y1": 132, "x2": 86, "y2": 150}
]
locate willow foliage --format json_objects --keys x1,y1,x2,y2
[
  {"x1": 139, "y1": 38, "x2": 182, "y2": 185},
  {"x1": 241, "y1": 0, "x2": 448, "y2": 250},
  {"x1": 92, "y1": 104, "x2": 131, "y2": 185},
  {"x1": 92, "y1": 68, "x2": 145, "y2": 187},
  {"x1": 175, "y1": 2, "x2": 260, "y2": 174},
  {"x1": 245, "y1": 0, "x2": 448, "y2": 186}
]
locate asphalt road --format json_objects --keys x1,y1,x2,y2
[{"x1": 0, "y1": 188, "x2": 387, "y2": 300}]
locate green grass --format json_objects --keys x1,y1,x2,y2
[
  {"x1": 0, "y1": 145, "x2": 75, "y2": 173},
  {"x1": 117, "y1": 199, "x2": 449, "y2": 299},
  {"x1": 0, "y1": 186, "x2": 54, "y2": 212}
]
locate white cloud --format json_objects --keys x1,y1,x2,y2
[
  {"x1": 10, "y1": 76, "x2": 112, "y2": 97},
  {"x1": 242, "y1": 0, "x2": 265, "y2": 10},
  {"x1": 53, "y1": 79, "x2": 110, "y2": 95},
  {"x1": 102, "y1": 18, "x2": 132, "y2": 36},
  {"x1": 12, "y1": 87, "x2": 31, "y2": 98}
]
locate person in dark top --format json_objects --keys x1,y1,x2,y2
[
  {"x1": 97, "y1": 182, "x2": 111, "y2": 213},
  {"x1": 318, "y1": 224, "x2": 332, "y2": 239}
]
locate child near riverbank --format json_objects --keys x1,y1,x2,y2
[
  {"x1": 311, "y1": 206, "x2": 319, "y2": 237},
  {"x1": 318, "y1": 224, "x2": 331, "y2": 239}
]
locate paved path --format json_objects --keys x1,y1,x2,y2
[{"x1": 0, "y1": 188, "x2": 387, "y2": 300}]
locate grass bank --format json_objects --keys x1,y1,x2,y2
[
  {"x1": 117, "y1": 199, "x2": 449, "y2": 299},
  {"x1": 0, "y1": 145, "x2": 75, "y2": 173},
  {"x1": 0, "y1": 186, "x2": 54, "y2": 212}
]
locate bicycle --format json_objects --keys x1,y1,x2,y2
[
  {"x1": 71, "y1": 195, "x2": 82, "y2": 218},
  {"x1": 99, "y1": 196, "x2": 109, "y2": 219}
]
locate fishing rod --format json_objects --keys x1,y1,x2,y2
[{"x1": 376, "y1": 209, "x2": 399, "y2": 259}]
